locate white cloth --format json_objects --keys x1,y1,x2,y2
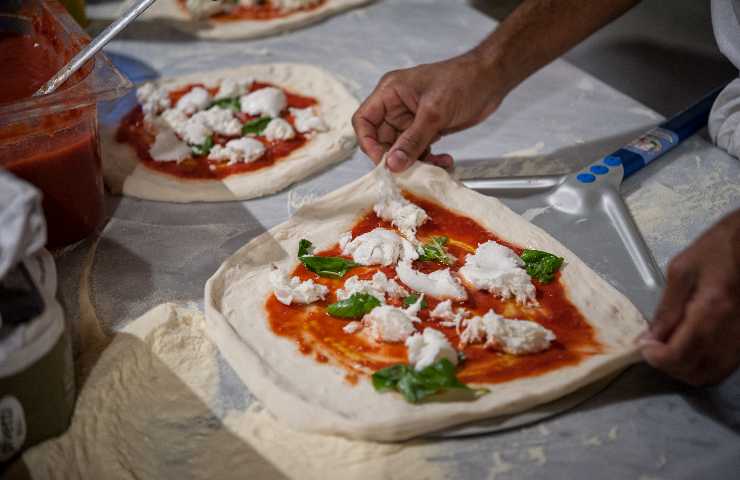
[{"x1": 709, "y1": 0, "x2": 740, "y2": 157}]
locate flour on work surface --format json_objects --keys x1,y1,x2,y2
[
  {"x1": 502, "y1": 141, "x2": 546, "y2": 158},
  {"x1": 22, "y1": 303, "x2": 447, "y2": 480}
]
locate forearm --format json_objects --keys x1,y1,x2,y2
[{"x1": 471, "y1": 0, "x2": 640, "y2": 98}]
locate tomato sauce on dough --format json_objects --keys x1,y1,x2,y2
[
  {"x1": 176, "y1": 0, "x2": 327, "y2": 21},
  {"x1": 265, "y1": 194, "x2": 601, "y2": 386},
  {"x1": 116, "y1": 82, "x2": 318, "y2": 180}
]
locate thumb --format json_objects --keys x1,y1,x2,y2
[
  {"x1": 387, "y1": 106, "x2": 442, "y2": 172},
  {"x1": 650, "y1": 257, "x2": 696, "y2": 342}
]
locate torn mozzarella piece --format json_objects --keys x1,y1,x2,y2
[
  {"x1": 264, "y1": 118, "x2": 296, "y2": 141},
  {"x1": 149, "y1": 128, "x2": 191, "y2": 163},
  {"x1": 215, "y1": 78, "x2": 253, "y2": 100},
  {"x1": 185, "y1": 0, "x2": 229, "y2": 18},
  {"x1": 208, "y1": 138, "x2": 265, "y2": 165},
  {"x1": 459, "y1": 240, "x2": 537, "y2": 305},
  {"x1": 289, "y1": 107, "x2": 328, "y2": 133},
  {"x1": 336, "y1": 271, "x2": 408, "y2": 302},
  {"x1": 362, "y1": 304, "x2": 419, "y2": 343},
  {"x1": 430, "y1": 300, "x2": 469, "y2": 331},
  {"x1": 192, "y1": 107, "x2": 242, "y2": 137},
  {"x1": 240, "y1": 87, "x2": 287, "y2": 118},
  {"x1": 406, "y1": 328, "x2": 458, "y2": 371},
  {"x1": 175, "y1": 87, "x2": 211, "y2": 115},
  {"x1": 272, "y1": 0, "x2": 322, "y2": 12},
  {"x1": 373, "y1": 167, "x2": 428, "y2": 241},
  {"x1": 396, "y1": 262, "x2": 467, "y2": 301},
  {"x1": 136, "y1": 83, "x2": 171, "y2": 120},
  {"x1": 343, "y1": 321, "x2": 362, "y2": 334},
  {"x1": 161, "y1": 109, "x2": 212, "y2": 146},
  {"x1": 340, "y1": 228, "x2": 419, "y2": 266},
  {"x1": 459, "y1": 310, "x2": 555, "y2": 355},
  {"x1": 270, "y1": 269, "x2": 328, "y2": 306}
]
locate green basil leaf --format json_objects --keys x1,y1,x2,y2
[
  {"x1": 242, "y1": 116, "x2": 272, "y2": 136},
  {"x1": 298, "y1": 239, "x2": 314, "y2": 257},
  {"x1": 520, "y1": 249, "x2": 564, "y2": 283},
  {"x1": 418, "y1": 236, "x2": 453, "y2": 265},
  {"x1": 191, "y1": 136, "x2": 214, "y2": 156},
  {"x1": 327, "y1": 293, "x2": 381, "y2": 318},
  {"x1": 402, "y1": 293, "x2": 428, "y2": 309},
  {"x1": 299, "y1": 256, "x2": 358, "y2": 279},
  {"x1": 371, "y1": 359, "x2": 488, "y2": 404},
  {"x1": 209, "y1": 97, "x2": 240, "y2": 112}
]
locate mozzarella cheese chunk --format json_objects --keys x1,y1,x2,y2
[
  {"x1": 149, "y1": 128, "x2": 191, "y2": 163},
  {"x1": 264, "y1": 117, "x2": 296, "y2": 141},
  {"x1": 459, "y1": 310, "x2": 555, "y2": 354},
  {"x1": 272, "y1": 0, "x2": 322, "y2": 12},
  {"x1": 362, "y1": 304, "x2": 419, "y2": 343},
  {"x1": 289, "y1": 107, "x2": 328, "y2": 133},
  {"x1": 430, "y1": 299, "x2": 468, "y2": 330},
  {"x1": 343, "y1": 321, "x2": 362, "y2": 334},
  {"x1": 136, "y1": 83, "x2": 171, "y2": 120},
  {"x1": 191, "y1": 106, "x2": 242, "y2": 137},
  {"x1": 373, "y1": 167, "x2": 428, "y2": 241},
  {"x1": 215, "y1": 78, "x2": 253, "y2": 100},
  {"x1": 406, "y1": 328, "x2": 458, "y2": 371},
  {"x1": 240, "y1": 87, "x2": 287, "y2": 118},
  {"x1": 185, "y1": 0, "x2": 229, "y2": 18},
  {"x1": 336, "y1": 271, "x2": 408, "y2": 302},
  {"x1": 161, "y1": 109, "x2": 212, "y2": 146},
  {"x1": 270, "y1": 269, "x2": 328, "y2": 306},
  {"x1": 459, "y1": 240, "x2": 537, "y2": 305},
  {"x1": 340, "y1": 228, "x2": 419, "y2": 266},
  {"x1": 208, "y1": 138, "x2": 266, "y2": 165},
  {"x1": 175, "y1": 87, "x2": 212, "y2": 115},
  {"x1": 396, "y1": 262, "x2": 467, "y2": 301}
]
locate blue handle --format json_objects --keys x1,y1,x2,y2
[{"x1": 604, "y1": 85, "x2": 726, "y2": 179}]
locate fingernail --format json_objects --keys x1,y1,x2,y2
[{"x1": 388, "y1": 150, "x2": 409, "y2": 171}]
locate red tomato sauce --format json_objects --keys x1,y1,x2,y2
[
  {"x1": 265, "y1": 194, "x2": 601, "y2": 386},
  {"x1": 176, "y1": 0, "x2": 327, "y2": 21},
  {"x1": 116, "y1": 82, "x2": 317, "y2": 180}
]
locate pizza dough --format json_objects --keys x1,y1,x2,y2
[
  {"x1": 204, "y1": 162, "x2": 647, "y2": 442},
  {"x1": 139, "y1": 0, "x2": 374, "y2": 40},
  {"x1": 102, "y1": 63, "x2": 357, "y2": 203}
]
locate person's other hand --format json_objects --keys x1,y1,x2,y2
[
  {"x1": 352, "y1": 52, "x2": 505, "y2": 172},
  {"x1": 640, "y1": 209, "x2": 740, "y2": 386}
]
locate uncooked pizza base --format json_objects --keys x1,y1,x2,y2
[
  {"x1": 140, "y1": 0, "x2": 374, "y2": 40},
  {"x1": 204, "y1": 162, "x2": 647, "y2": 442},
  {"x1": 102, "y1": 63, "x2": 358, "y2": 203}
]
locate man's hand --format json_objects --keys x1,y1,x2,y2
[
  {"x1": 352, "y1": 52, "x2": 504, "y2": 172},
  {"x1": 641, "y1": 209, "x2": 740, "y2": 386}
]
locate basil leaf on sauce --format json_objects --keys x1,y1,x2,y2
[
  {"x1": 209, "y1": 97, "x2": 240, "y2": 112},
  {"x1": 191, "y1": 136, "x2": 214, "y2": 156},
  {"x1": 327, "y1": 293, "x2": 381, "y2": 318},
  {"x1": 297, "y1": 239, "x2": 358, "y2": 279},
  {"x1": 242, "y1": 117, "x2": 272, "y2": 136},
  {"x1": 520, "y1": 249, "x2": 564, "y2": 283},
  {"x1": 418, "y1": 236, "x2": 453, "y2": 265},
  {"x1": 402, "y1": 293, "x2": 428, "y2": 309},
  {"x1": 372, "y1": 359, "x2": 488, "y2": 404}
]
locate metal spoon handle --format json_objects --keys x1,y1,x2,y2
[{"x1": 34, "y1": 0, "x2": 157, "y2": 97}]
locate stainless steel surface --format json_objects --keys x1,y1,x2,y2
[
  {"x1": 34, "y1": 0, "x2": 156, "y2": 96},
  {"x1": 54, "y1": 0, "x2": 740, "y2": 477}
]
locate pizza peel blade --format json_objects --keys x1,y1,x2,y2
[{"x1": 429, "y1": 86, "x2": 725, "y2": 438}]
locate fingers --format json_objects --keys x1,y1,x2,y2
[
  {"x1": 352, "y1": 97, "x2": 387, "y2": 164},
  {"x1": 423, "y1": 153, "x2": 454, "y2": 170},
  {"x1": 387, "y1": 103, "x2": 443, "y2": 172},
  {"x1": 649, "y1": 254, "x2": 697, "y2": 342}
]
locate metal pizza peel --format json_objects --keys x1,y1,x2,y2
[{"x1": 430, "y1": 86, "x2": 724, "y2": 439}]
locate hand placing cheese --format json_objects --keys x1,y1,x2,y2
[
  {"x1": 270, "y1": 268, "x2": 328, "y2": 306},
  {"x1": 339, "y1": 228, "x2": 419, "y2": 266},
  {"x1": 460, "y1": 310, "x2": 555, "y2": 355},
  {"x1": 459, "y1": 241, "x2": 537, "y2": 305},
  {"x1": 406, "y1": 328, "x2": 459, "y2": 371}
]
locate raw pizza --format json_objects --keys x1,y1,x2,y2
[
  {"x1": 102, "y1": 63, "x2": 357, "y2": 202},
  {"x1": 205, "y1": 162, "x2": 647, "y2": 441},
  {"x1": 140, "y1": 0, "x2": 374, "y2": 40}
]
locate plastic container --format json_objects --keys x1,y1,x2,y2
[{"x1": 0, "y1": 0, "x2": 131, "y2": 247}]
